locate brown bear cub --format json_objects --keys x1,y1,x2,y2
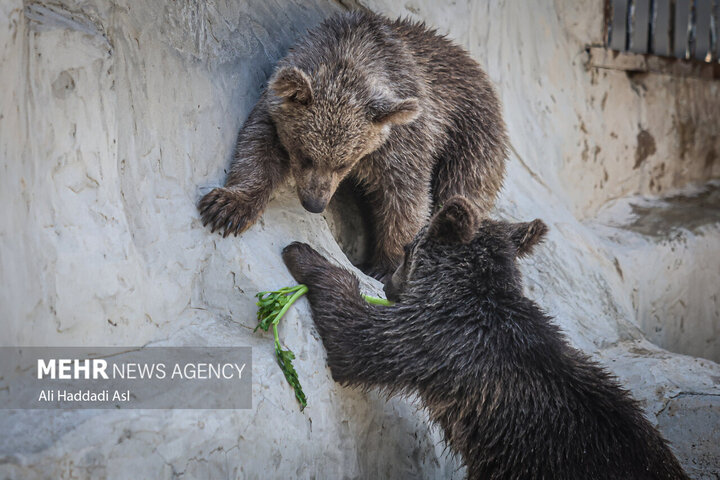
[
  {"x1": 282, "y1": 197, "x2": 688, "y2": 480},
  {"x1": 199, "y1": 11, "x2": 508, "y2": 280}
]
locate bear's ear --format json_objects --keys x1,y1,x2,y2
[
  {"x1": 428, "y1": 196, "x2": 479, "y2": 245},
  {"x1": 368, "y1": 97, "x2": 420, "y2": 125},
  {"x1": 269, "y1": 67, "x2": 313, "y2": 105},
  {"x1": 508, "y1": 219, "x2": 548, "y2": 257}
]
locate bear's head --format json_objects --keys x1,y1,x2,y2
[
  {"x1": 268, "y1": 65, "x2": 419, "y2": 213},
  {"x1": 384, "y1": 196, "x2": 548, "y2": 303}
]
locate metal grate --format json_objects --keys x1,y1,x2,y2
[{"x1": 607, "y1": 0, "x2": 720, "y2": 63}]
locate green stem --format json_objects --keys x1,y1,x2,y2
[
  {"x1": 362, "y1": 294, "x2": 394, "y2": 306},
  {"x1": 273, "y1": 323, "x2": 281, "y2": 350},
  {"x1": 270, "y1": 285, "x2": 309, "y2": 350},
  {"x1": 272, "y1": 285, "x2": 309, "y2": 327}
]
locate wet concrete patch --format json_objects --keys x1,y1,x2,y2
[{"x1": 625, "y1": 183, "x2": 720, "y2": 237}]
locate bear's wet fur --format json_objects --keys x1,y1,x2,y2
[
  {"x1": 199, "y1": 11, "x2": 507, "y2": 281},
  {"x1": 282, "y1": 196, "x2": 688, "y2": 480}
]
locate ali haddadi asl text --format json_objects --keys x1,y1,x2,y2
[{"x1": 38, "y1": 389, "x2": 130, "y2": 402}]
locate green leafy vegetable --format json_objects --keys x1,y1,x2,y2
[
  {"x1": 275, "y1": 345, "x2": 306, "y2": 407},
  {"x1": 255, "y1": 284, "x2": 308, "y2": 410},
  {"x1": 255, "y1": 283, "x2": 393, "y2": 411}
]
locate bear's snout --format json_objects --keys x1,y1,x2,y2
[
  {"x1": 383, "y1": 278, "x2": 401, "y2": 303},
  {"x1": 296, "y1": 177, "x2": 335, "y2": 214},
  {"x1": 300, "y1": 196, "x2": 328, "y2": 214}
]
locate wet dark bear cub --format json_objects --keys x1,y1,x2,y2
[
  {"x1": 282, "y1": 197, "x2": 687, "y2": 480},
  {"x1": 199, "y1": 10, "x2": 508, "y2": 281}
]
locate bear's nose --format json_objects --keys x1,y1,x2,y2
[
  {"x1": 301, "y1": 197, "x2": 327, "y2": 214},
  {"x1": 384, "y1": 281, "x2": 400, "y2": 303}
]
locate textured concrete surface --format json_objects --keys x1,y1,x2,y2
[
  {"x1": 591, "y1": 181, "x2": 720, "y2": 364},
  {"x1": 1, "y1": 0, "x2": 719, "y2": 478}
]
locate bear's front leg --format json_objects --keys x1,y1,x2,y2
[
  {"x1": 282, "y1": 243, "x2": 404, "y2": 387},
  {"x1": 367, "y1": 182, "x2": 432, "y2": 282},
  {"x1": 198, "y1": 96, "x2": 289, "y2": 237}
]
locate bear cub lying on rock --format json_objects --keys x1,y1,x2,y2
[
  {"x1": 200, "y1": 11, "x2": 508, "y2": 281},
  {"x1": 282, "y1": 197, "x2": 687, "y2": 480}
]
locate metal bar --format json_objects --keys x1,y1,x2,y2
[
  {"x1": 694, "y1": 0, "x2": 713, "y2": 60},
  {"x1": 652, "y1": 0, "x2": 672, "y2": 56},
  {"x1": 715, "y1": 0, "x2": 720, "y2": 61},
  {"x1": 630, "y1": 0, "x2": 652, "y2": 53},
  {"x1": 588, "y1": 45, "x2": 720, "y2": 77},
  {"x1": 674, "y1": 0, "x2": 692, "y2": 58},
  {"x1": 610, "y1": 0, "x2": 630, "y2": 51}
]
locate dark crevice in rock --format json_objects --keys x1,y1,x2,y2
[{"x1": 324, "y1": 178, "x2": 374, "y2": 269}]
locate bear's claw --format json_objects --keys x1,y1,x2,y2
[{"x1": 198, "y1": 187, "x2": 257, "y2": 237}]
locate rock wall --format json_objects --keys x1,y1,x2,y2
[{"x1": 1, "y1": 0, "x2": 719, "y2": 478}]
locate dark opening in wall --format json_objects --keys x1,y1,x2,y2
[{"x1": 323, "y1": 179, "x2": 374, "y2": 271}]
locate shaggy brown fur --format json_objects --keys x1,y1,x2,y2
[
  {"x1": 282, "y1": 197, "x2": 688, "y2": 480},
  {"x1": 199, "y1": 11, "x2": 508, "y2": 280}
]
